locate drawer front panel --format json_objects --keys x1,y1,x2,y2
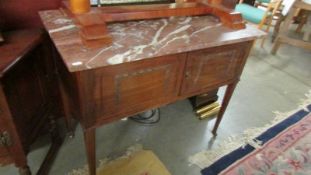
[
  {"x1": 181, "y1": 43, "x2": 247, "y2": 95},
  {"x1": 87, "y1": 54, "x2": 186, "y2": 123},
  {"x1": 114, "y1": 65, "x2": 173, "y2": 105}
]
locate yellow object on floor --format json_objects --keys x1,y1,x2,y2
[
  {"x1": 198, "y1": 106, "x2": 220, "y2": 120},
  {"x1": 97, "y1": 150, "x2": 171, "y2": 175}
]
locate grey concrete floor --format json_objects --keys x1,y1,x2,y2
[{"x1": 1, "y1": 34, "x2": 310, "y2": 175}]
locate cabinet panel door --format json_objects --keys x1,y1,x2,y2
[
  {"x1": 2, "y1": 49, "x2": 50, "y2": 147},
  {"x1": 82, "y1": 54, "x2": 186, "y2": 124},
  {"x1": 0, "y1": 88, "x2": 16, "y2": 165},
  {"x1": 181, "y1": 42, "x2": 248, "y2": 95}
]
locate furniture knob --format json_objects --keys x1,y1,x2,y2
[{"x1": 185, "y1": 71, "x2": 191, "y2": 78}]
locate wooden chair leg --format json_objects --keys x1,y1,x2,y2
[
  {"x1": 296, "y1": 10, "x2": 308, "y2": 33},
  {"x1": 261, "y1": 15, "x2": 274, "y2": 47},
  {"x1": 84, "y1": 128, "x2": 96, "y2": 175},
  {"x1": 271, "y1": 4, "x2": 297, "y2": 54},
  {"x1": 212, "y1": 81, "x2": 238, "y2": 135},
  {"x1": 303, "y1": 14, "x2": 311, "y2": 41},
  {"x1": 280, "y1": 8, "x2": 297, "y2": 34},
  {"x1": 260, "y1": 37, "x2": 266, "y2": 48},
  {"x1": 258, "y1": 17, "x2": 269, "y2": 48},
  {"x1": 260, "y1": 23, "x2": 269, "y2": 47},
  {"x1": 271, "y1": 38, "x2": 281, "y2": 54},
  {"x1": 272, "y1": 15, "x2": 285, "y2": 42}
]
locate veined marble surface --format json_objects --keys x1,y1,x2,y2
[{"x1": 39, "y1": 10, "x2": 265, "y2": 72}]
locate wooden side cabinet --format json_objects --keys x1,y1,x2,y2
[
  {"x1": 56, "y1": 40, "x2": 253, "y2": 175},
  {"x1": 0, "y1": 30, "x2": 62, "y2": 175}
]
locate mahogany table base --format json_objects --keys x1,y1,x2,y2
[{"x1": 80, "y1": 82, "x2": 238, "y2": 175}]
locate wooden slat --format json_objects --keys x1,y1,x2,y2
[
  {"x1": 99, "y1": 3, "x2": 212, "y2": 22},
  {"x1": 279, "y1": 36, "x2": 311, "y2": 50},
  {"x1": 294, "y1": 1, "x2": 311, "y2": 11}
]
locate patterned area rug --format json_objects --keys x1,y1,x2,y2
[{"x1": 189, "y1": 91, "x2": 311, "y2": 175}]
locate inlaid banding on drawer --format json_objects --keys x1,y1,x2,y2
[
  {"x1": 87, "y1": 54, "x2": 186, "y2": 121},
  {"x1": 194, "y1": 50, "x2": 238, "y2": 84},
  {"x1": 181, "y1": 43, "x2": 245, "y2": 95}
]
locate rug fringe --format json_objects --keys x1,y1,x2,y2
[{"x1": 189, "y1": 90, "x2": 311, "y2": 169}]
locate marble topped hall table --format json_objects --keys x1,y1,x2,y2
[{"x1": 40, "y1": 9, "x2": 264, "y2": 175}]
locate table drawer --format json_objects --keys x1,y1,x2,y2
[
  {"x1": 84, "y1": 54, "x2": 186, "y2": 123},
  {"x1": 181, "y1": 43, "x2": 248, "y2": 95}
]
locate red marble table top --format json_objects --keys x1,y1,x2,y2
[{"x1": 39, "y1": 10, "x2": 265, "y2": 72}]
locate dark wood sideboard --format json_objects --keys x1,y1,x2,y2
[
  {"x1": 40, "y1": 9, "x2": 264, "y2": 175},
  {"x1": 0, "y1": 30, "x2": 62, "y2": 175}
]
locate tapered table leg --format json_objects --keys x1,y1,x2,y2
[
  {"x1": 212, "y1": 81, "x2": 238, "y2": 135},
  {"x1": 84, "y1": 128, "x2": 96, "y2": 175}
]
